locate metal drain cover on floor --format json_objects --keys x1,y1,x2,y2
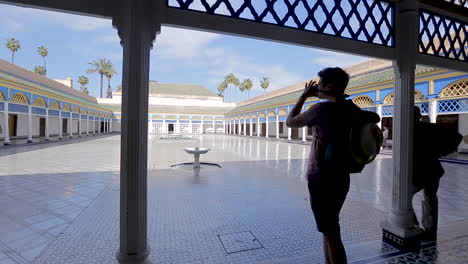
[{"x1": 218, "y1": 231, "x2": 264, "y2": 254}]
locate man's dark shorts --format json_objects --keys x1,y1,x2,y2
[{"x1": 307, "y1": 171, "x2": 350, "y2": 234}]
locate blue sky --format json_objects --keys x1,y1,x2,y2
[{"x1": 0, "y1": 3, "x2": 371, "y2": 102}]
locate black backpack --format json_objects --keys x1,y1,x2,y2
[{"x1": 348, "y1": 119, "x2": 383, "y2": 173}]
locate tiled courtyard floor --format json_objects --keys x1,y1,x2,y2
[{"x1": 0, "y1": 135, "x2": 467, "y2": 263}]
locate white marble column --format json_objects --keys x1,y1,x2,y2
[
  {"x1": 78, "y1": 115, "x2": 82, "y2": 137},
  {"x1": 92, "y1": 117, "x2": 96, "y2": 135},
  {"x1": 250, "y1": 118, "x2": 253, "y2": 136},
  {"x1": 69, "y1": 116, "x2": 73, "y2": 138},
  {"x1": 287, "y1": 127, "x2": 291, "y2": 140},
  {"x1": 212, "y1": 119, "x2": 215, "y2": 134},
  {"x1": 244, "y1": 117, "x2": 247, "y2": 136},
  {"x1": 429, "y1": 100, "x2": 437, "y2": 123},
  {"x1": 201, "y1": 116, "x2": 204, "y2": 133},
  {"x1": 113, "y1": 2, "x2": 158, "y2": 261},
  {"x1": 27, "y1": 105, "x2": 33, "y2": 143},
  {"x1": 162, "y1": 116, "x2": 166, "y2": 134},
  {"x1": 176, "y1": 116, "x2": 180, "y2": 134},
  {"x1": 110, "y1": 118, "x2": 113, "y2": 133},
  {"x1": 45, "y1": 110, "x2": 50, "y2": 141},
  {"x1": 275, "y1": 115, "x2": 279, "y2": 139},
  {"x1": 257, "y1": 118, "x2": 260, "y2": 137},
  {"x1": 222, "y1": 120, "x2": 225, "y2": 133},
  {"x1": 3, "y1": 102, "x2": 10, "y2": 145},
  {"x1": 189, "y1": 117, "x2": 193, "y2": 134},
  {"x1": 58, "y1": 111, "x2": 63, "y2": 139},
  {"x1": 87, "y1": 117, "x2": 90, "y2": 135},
  {"x1": 302, "y1": 127, "x2": 306, "y2": 142},
  {"x1": 376, "y1": 105, "x2": 383, "y2": 128},
  {"x1": 381, "y1": 0, "x2": 422, "y2": 250}
]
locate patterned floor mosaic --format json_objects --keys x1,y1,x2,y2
[{"x1": 0, "y1": 135, "x2": 467, "y2": 263}]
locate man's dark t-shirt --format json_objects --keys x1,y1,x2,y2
[{"x1": 304, "y1": 100, "x2": 380, "y2": 178}]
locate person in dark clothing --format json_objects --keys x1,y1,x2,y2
[
  {"x1": 286, "y1": 67, "x2": 380, "y2": 264},
  {"x1": 412, "y1": 106, "x2": 461, "y2": 240}
]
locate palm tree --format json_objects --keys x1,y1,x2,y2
[
  {"x1": 37, "y1": 46, "x2": 48, "y2": 72},
  {"x1": 33, "y1": 65, "x2": 46, "y2": 76},
  {"x1": 86, "y1": 58, "x2": 113, "y2": 98},
  {"x1": 224, "y1": 73, "x2": 240, "y2": 102},
  {"x1": 6, "y1": 38, "x2": 20, "y2": 64},
  {"x1": 78, "y1": 75, "x2": 89, "y2": 95},
  {"x1": 104, "y1": 67, "x2": 117, "y2": 98},
  {"x1": 246, "y1": 79, "x2": 254, "y2": 99},
  {"x1": 260, "y1": 77, "x2": 270, "y2": 94},
  {"x1": 240, "y1": 79, "x2": 253, "y2": 101},
  {"x1": 217, "y1": 81, "x2": 228, "y2": 102}
]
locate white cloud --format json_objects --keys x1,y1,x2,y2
[
  {"x1": 202, "y1": 47, "x2": 303, "y2": 92},
  {"x1": 154, "y1": 27, "x2": 221, "y2": 58},
  {"x1": 311, "y1": 49, "x2": 369, "y2": 68},
  {"x1": 97, "y1": 33, "x2": 120, "y2": 44},
  {"x1": 0, "y1": 4, "x2": 111, "y2": 32}
]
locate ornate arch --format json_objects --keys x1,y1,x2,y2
[
  {"x1": 0, "y1": 91, "x2": 5, "y2": 101},
  {"x1": 33, "y1": 98, "x2": 46, "y2": 108},
  {"x1": 73, "y1": 106, "x2": 80, "y2": 113},
  {"x1": 278, "y1": 108, "x2": 288, "y2": 116},
  {"x1": 62, "y1": 104, "x2": 71, "y2": 112},
  {"x1": 49, "y1": 101, "x2": 60, "y2": 110},
  {"x1": 11, "y1": 93, "x2": 29, "y2": 104},
  {"x1": 383, "y1": 90, "x2": 427, "y2": 104},
  {"x1": 267, "y1": 110, "x2": 276, "y2": 117},
  {"x1": 352, "y1": 95, "x2": 375, "y2": 107},
  {"x1": 81, "y1": 108, "x2": 88, "y2": 114},
  {"x1": 259, "y1": 112, "x2": 266, "y2": 118},
  {"x1": 440, "y1": 78, "x2": 468, "y2": 98}
]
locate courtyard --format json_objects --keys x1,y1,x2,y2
[{"x1": 0, "y1": 135, "x2": 467, "y2": 263}]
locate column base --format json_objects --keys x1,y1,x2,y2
[
  {"x1": 116, "y1": 247, "x2": 150, "y2": 263},
  {"x1": 69, "y1": 136, "x2": 73, "y2": 139},
  {"x1": 3, "y1": 141, "x2": 11, "y2": 146},
  {"x1": 44, "y1": 138, "x2": 50, "y2": 141},
  {"x1": 27, "y1": 139, "x2": 33, "y2": 143},
  {"x1": 58, "y1": 137, "x2": 63, "y2": 140},
  {"x1": 381, "y1": 221, "x2": 423, "y2": 252}
]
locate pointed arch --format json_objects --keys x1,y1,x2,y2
[
  {"x1": 278, "y1": 108, "x2": 288, "y2": 116},
  {"x1": 81, "y1": 108, "x2": 88, "y2": 114},
  {"x1": 440, "y1": 78, "x2": 468, "y2": 98},
  {"x1": 11, "y1": 93, "x2": 29, "y2": 105},
  {"x1": 267, "y1": 110, "x2": 276, "y2": 117},
  {"x1": 383, "y1": 90, "x2": 426, "y2": 105},
  {"x1": 49, "y1": 101, "x2": 60, "y2": 110},
  {"x1": 0, "y1": 91, "x2": 5, "y2": 101},
  {"x1": 33, "y1": 97, "x2": 46, "y2": 108},
  {"x1": 62, "y1": 104, "x2": 71, "y2": 112},
  {"x1": 352, "y1": 95, "x2": 375, "y2": 108}
]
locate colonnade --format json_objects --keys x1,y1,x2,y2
[{"x1": 2, "y1": 103, "x2": 113, "y2": 145}]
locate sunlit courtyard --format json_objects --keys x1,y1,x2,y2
[{"x1": 0, "y1": 135, "x2": 467, "y2": 263}]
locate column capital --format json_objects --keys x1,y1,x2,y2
[{"x1": 112, "y1": 0, "x2": 162, "y2": 48}]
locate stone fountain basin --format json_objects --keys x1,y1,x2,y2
[{"x1": 184, "y1": 148, "x2": 210, "y2": 155}]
